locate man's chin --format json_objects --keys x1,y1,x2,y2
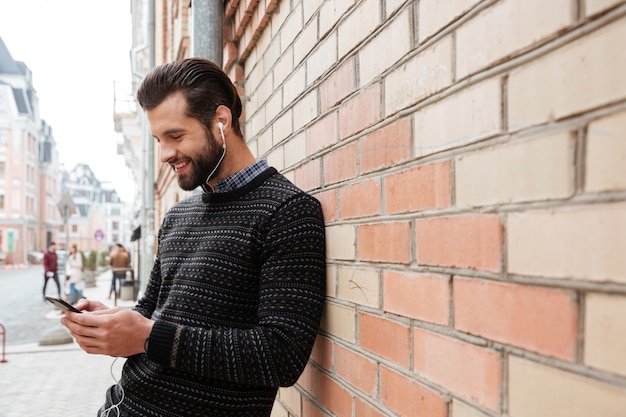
[{"x1": 177, "y1": 176, "x2": 201, "y2": 191}]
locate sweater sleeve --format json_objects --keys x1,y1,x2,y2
[{"x1": 146, "y1": 193, "x2": 326, "y2": 387}]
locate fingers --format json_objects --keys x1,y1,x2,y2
[{"x1": 74, "y1": 299, "x2": 108, "y2": 312}]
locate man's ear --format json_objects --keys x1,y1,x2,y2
[{"x1": 214, "y1": 105, "x2": 232, "y2": 132}]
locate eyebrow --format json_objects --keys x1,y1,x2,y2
[{"x1": 152, "y1": 127, "x2": 187, "y2": 139}]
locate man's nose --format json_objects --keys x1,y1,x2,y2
[{"x1": 159, "y1": 142, "x2": 175, "y2": 163}]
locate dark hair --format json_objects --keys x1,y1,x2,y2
[{"x1": 136, "y1": 57, "x2": 243, "y2": 137}]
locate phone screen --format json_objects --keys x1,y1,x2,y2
[{"x1": 45, "y1": 297, "x2": 82, "y2": 313}]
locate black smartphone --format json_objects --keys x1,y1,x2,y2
[{"x1": 45, "y1": 297, "x2": 82, "y2": 313}]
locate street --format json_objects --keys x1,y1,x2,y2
[
  {"x1": 0, "y1": 266, "x2": 127, "y2": 416},
  {"x1": 0, "y1": 265, "x2": 61, "y2": 346}
]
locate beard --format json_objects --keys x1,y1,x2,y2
[{"x1": 176, "y1": 130, "x2": 224, "y2": 191}]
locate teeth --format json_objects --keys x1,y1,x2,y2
[{"x1": 173, "y1": 161, "x2": 187, "y2": 170}]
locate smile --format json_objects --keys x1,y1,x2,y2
[{"x1": 173, "y1": 160, "x2": 190, "y2": 173}]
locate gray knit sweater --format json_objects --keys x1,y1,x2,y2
[{"x1": 102, "y1": 168, "x2": 326, "y2": 417}]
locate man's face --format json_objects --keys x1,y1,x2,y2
[{"x1": 148, "y1": 92, "x2": 223, "y2": 191}]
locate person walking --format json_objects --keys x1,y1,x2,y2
[
  {"x1": 42, "y1": 241, "x2": 61, "y2": 300},
  {"x1": 61, "y1": 57, "x2": 326, "y2": 417},
  {"x1": 66, "y1": 244, "x2": 85, "y2": 304},
  {"x1": 108, "y1": 243, "x2": 130, "y2": 299}
]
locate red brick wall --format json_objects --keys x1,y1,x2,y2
[{"x1": 223, "y1": 0, "x2": 626, "y2": 416}]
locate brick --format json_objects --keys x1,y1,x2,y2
[
  {"x1": 315, "y1": 189, "x2": 337, "y2": 222},
  {"x1": 359, "y1": 8, "x2": 412, "y2": 87},
  {"x1": 297, "y1": 364, "x2": 318, "y2": 398},
  {"x1": 586, "y1": 110, "x2": 626, "y2": 192},
  {"x1": 454, "y1": 278, "x2": 578, "y2": 360},
  {"x1": 451, "y1": 399, "x2": 491, "y2": 417},
  {"x1": 319, "y1": 373, "x2": 353, "y2": 417},
  {"x1": 358, "y1": 221, "x2": 412, "y2": 264},
  {"x1": 380, "y1": 366, "x2": 448, "y2": 417},
  {"x1": 385, "y1": 35, "x2": 453, "y2": 116},
  {"x1": 325, "y1": 224, "x2": 356, "y2": 261},
  {"x1": 337, "y1": 266, "x2": 380, "y2": 308},
  {"x1": 306, "y1": 111, "x2": 337, "y2": 155},
  {"x1": 383, "y1": 271, "x2": 450, "y2": 325},
  {"x1": 302, "y1": 397, "x2": 327, "y2": 417},
  {"x1": 335, "y1": 343, "x2": 378, "y2": 396},
  {"x1": 456, "y1": 0, "x2": 572, "y2": 79},
  {"x1": 339, "y1": 83, "x2": 381, "y2": 140},
  {"x1": 507, "y1": 203, "x2": 626, "y2": 282},
  {"x1": 270, "y1": 401, "x2": 289, "y2": 417},
  {"x1": 307, "y1": 31, "x2": 337, "y2": 83},
  {"x1": 585, "y1": 293, "x2": 626, "y2": 377},
  {"x1": 294, "y1": 19, "x2": 318, "y2": 66},
  {"x1": 359, "y1": 117, "x2": 412, "y2": 174},
  {"x1": 339, "y1": 179, "x2": 381, "y2": 219},
  {"x1": 416, "y1": 215, "x2": 503, "y2": 272},
  {"x1": 456, "y1": 132, "x2": 573, "y2": 207},
  {"x1": 323, "y1": 141, "x2": 358, "y2": 185},
  {"x1": 418, "y1": 0, "x2": 481, "y2": 42},
  {"x1": 586, "y1": 0, "x2": 624, "y2": 16},
  {"x1": 413, "y1": 328, "x2": 502, "y2": 410},
  {"x1": 284, "y1": 131, "x2": 306, "y2": 168},
  {"x1": 337, "y1": 0, "x2": 381, "y2": 58},
  {"x1": 319, "y1": 0, "x2": 354, "y2": 36},
  {"x1": 509, "y1": 356, "x2": 626, "y2": 417},
  {"x1": 273, "y1": 47, "x2": 293, "y2": 85},
  {"x1": 278, "y1": 386, "x2": 301, "y2": 416},
  {"x1": 355, "y1": 398, "x2": 387, "y2": 417},
  {"x1": 279, "y1": 2, "x2": 303, "y2": 52},
  {"x1": 385, "y1": 161, "x2": 451, "y2": 214},
  {"x1": 414, "y1": 77, "x2": 501, "y2": 157},
  {"x1": 320, "y1": 302, "x2": 356, "y2": 343},
  {"x1": 326, "y1": 264, "x2": 336, "y2": 297},
  {"x1": 283, "y1": 65, "x2": 305, "y2": 110},
  {"x1": 273, "y1": 108, "x2": 293, "y2": 143},
  {"x1": 320, "y1": 58, "x2": 355, "y2": 112},
  {"x1": 359, "y1": 312, "x2": 411, "y2": 366},
  {"x1": 310, "y1": 335, "x2": 334, "y2": 372},
  {"x1": 267, "y1": 146, "x2": 284, "y2": 171},
  {"x1": 508, "y1": 17, "x2": 626, "y2": 129},
  {"x1": 293, "y1": 89, "x2": 318, "y2": 131},
  {"x1": 293, "y1": 158, "x2": 320, "y2": 191}
]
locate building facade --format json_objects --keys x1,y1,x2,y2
[
  {"x1": 117, "y1": 1, "x2": 626, "y2": 416},
  {"x1": 0, "y1": 36, "x2": 62, "y2": 264}
]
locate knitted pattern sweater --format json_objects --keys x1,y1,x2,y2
[{"x1": 103, "y1": 168, "x2": 326, "y2": 417}]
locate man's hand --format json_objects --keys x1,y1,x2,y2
[
  {"x1": 61, "y1": 307, "x2": 154, "y2": 357},
  {"x1": 46, "y1": 271, "x2": 53, "y2": 278}
]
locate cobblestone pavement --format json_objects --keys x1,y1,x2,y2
[{"x1": 0, "y1": 270, "x2": 135, "y2": 416}]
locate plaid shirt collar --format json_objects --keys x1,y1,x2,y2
[{"x1": 210, "y1": 159, "x2": 269, "y2": 194}]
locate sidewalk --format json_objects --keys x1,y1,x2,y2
[{"x1": 0, "y1": 269, "x2": 137, "y2": 417}]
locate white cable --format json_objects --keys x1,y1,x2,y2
[{"x1": 100, "y1": 357, "x2": 125, "y2": 417}]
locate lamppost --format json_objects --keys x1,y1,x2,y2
[{"x1": 56, "y1": 191, "x2": 76, "y2": 252}]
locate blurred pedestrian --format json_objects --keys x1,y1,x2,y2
[
  {"x1": 108, "y1": 243, "x2": 130, "y2": 299},
  {"x1": 66, "y1": 244, "x2": 85, "y2": 304},
  {"x1": 42, "y1": 241, "x2": 61, "y2": 300}
]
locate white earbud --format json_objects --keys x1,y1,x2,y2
[{"x1": 217, "y1": 122, "x2": 225, "y2": 149}]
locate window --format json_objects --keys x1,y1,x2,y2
[{"x1": 112, "y1": 221, "x2": 119, "y2": 230}]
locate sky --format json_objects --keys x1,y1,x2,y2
[{"x1": 0, "y1": 1, "x2": 136, "y2": 202}]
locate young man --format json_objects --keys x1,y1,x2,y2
[
  {"x1": 42, "y1": 241, "x2": 61, "y2": 300},
  {"x1": 61, "y1": 58, "x2": 326, "y2": 417}
]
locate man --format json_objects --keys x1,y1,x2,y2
[
  {"x1": 42, "y1": 241, "x2": 61, "y2": 300},
  {"x1": 61, "y1": 57, "x2": 326, "y2": 417},
  {"x1": 108, "y1": 243, "x2": 130, "y2": 299}
]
